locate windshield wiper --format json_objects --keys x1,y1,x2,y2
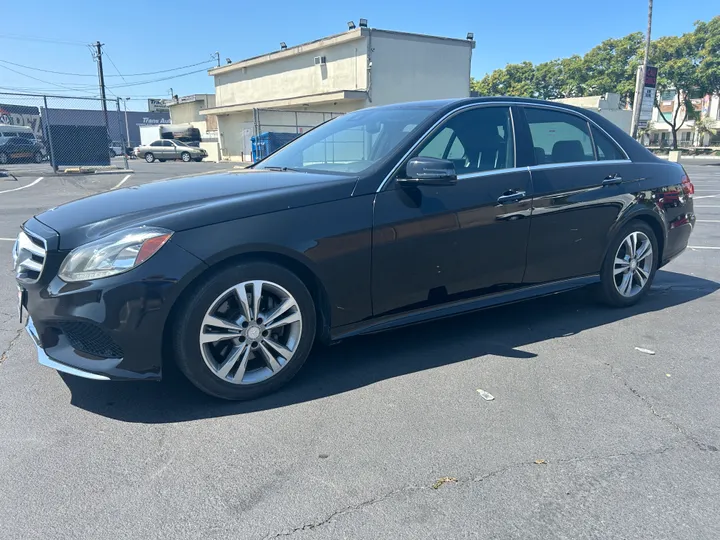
[{"x1": 258, "y1": 166, "x2": 302, "y2": 172}]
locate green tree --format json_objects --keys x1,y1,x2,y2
[
  {"x1": 535, "y1": 55, "x2": 586, "y2": 99},
  {"x1": 650, "y1": 34, "x2": 701, "y2": 149},
  {"x1": 582, "y1": 33, "x2": 644, "y2": 103},
  {"x1": 471, "y1": 61, "x2": 536, "y2": 97},
  {"x1": 694, "y1": 17, "x2": 720, "y2": 96}
]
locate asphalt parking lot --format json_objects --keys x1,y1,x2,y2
[{"x1": 1, "y1": 162, "x2": 719, "y2": 539}]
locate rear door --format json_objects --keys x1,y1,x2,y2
[{"x1": 519, "y1": 106, "x2": 638, "y2": 284}]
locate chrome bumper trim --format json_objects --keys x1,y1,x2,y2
[{"x1": 26, "y1": 317, "x2": 111, "y2": 381}]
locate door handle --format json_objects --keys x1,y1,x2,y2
[
  {"x1": 603, "y1": 174, "x2": 623, "y2": 186},
  {"x1": 497, "y1": 190, "x2": 526, "y2": 204}
]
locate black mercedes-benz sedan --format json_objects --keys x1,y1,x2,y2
[{"x1": 13, "y1": 97, "x2": 695, "y2": 400}]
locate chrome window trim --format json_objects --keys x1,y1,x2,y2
[
  {"x1": 528, "y1": 159, "x2": 632, "y2": 172},
  {"x1": 377, "y1": 100, "x2": 631, "y2": 193},
  {"x1": 456, "y1": 166, "x2": 529, "y2": 181}
]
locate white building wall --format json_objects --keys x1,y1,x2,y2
[
  {"x1": 368, "y1": 31, "x2": 472, "y2": 106},
  {"x1": 215, "y1": 40, "x2": 368, "y2": 107}
]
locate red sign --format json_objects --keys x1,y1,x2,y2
[{"x1": 644, "y1": 66, "x2": 658, "y2": 88}]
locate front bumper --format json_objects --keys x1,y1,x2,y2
[
  {"x1": 17, "y1": 220, "x2": 208, "y2": 381},
  {"x1": 26, "y1": 317, "x2": 110, "y2": 381}
]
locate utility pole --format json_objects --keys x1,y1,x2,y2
[
  {"x1": 631, "y1": 0, "x2": 654, "y2": 139},
  {"x1": 214, "y1": 52, "x2": 220, "y2": 67},
  {"x1": 94, "y1": 41, "x2": 110, "y2": 139}
]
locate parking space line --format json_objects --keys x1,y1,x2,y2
[
  {"x1": 0, "y1": 177, "x2": 44, "y2": 195},
  {"x1": 0, "y1": 237, "x2": 15, "y2": 241},
  {"x1": 695, "y1": 194, "x2": 720, "y2": 199},
  {"x1": 688, "y1": 246, "x2": 720, "y2": 250},
  {"x1": 697, "y1": 220, "x2": 720, "y2": 223},
  {"x1": 111, "y1": 174, "x2": 132, "y2": 190}
]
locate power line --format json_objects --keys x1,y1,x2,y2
[
  {"x1": 0, "y1": 63, "x2": 98, "y2": 95},
  {"x1": 105, "y1": 67, "x2": 211, "y2": 89},
  {"x1": 0, "y1": 57, "x2": 214, "y2": 78},
  {"x1": 0, "y1": 33, "x2": 87, "y2": 47},
  {"x1": 103, "y1": 50, "x2": 127, "y2": 83}
]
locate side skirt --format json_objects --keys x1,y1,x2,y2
[{"x1": 331, "y1": 275, "x2": 600, "y2": 341}]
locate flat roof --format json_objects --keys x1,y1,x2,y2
[{"x1": 209, "y1": 27, "x2": 474, "y2": 76}]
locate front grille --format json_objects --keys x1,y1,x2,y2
[
  {"x1": 13, "y1": 230, "x2": 46, "y2": 283},
  {"x1": 59, "y1": 322, "x2": 124, "y2": 359}
]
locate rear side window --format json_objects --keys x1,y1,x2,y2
[
  {"x1": 525, "y1": 108, "x2": 594, "y2": 165},
  {"x1": 591, "y1": 125, "x2": 626, "y2": 161},
  {"x1": 150, "y1": 141, "x2": 163, "y2": 147}
]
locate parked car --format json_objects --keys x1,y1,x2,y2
[
  {"x1": 0, "y1": 137, "x2": 45, "y2": 164},
  {"x1": 14, "y1": 97, "x2": 695, "y2": 400},
  {"x1": 134, "y1": 139, "x2": 207, "y2": 162},
  {"x1": 109, "y1": 141, "x2": 133, "y2": 158}
]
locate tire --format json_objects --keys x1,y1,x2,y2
[
  {"x1": 109, "y1": 149, "x2": 116, "y2": 158},
  {"x1": 145, "y1": 153, "x2": 155, "y2": 163},
  {"x1": 158, "y1": 159, "x2": 166, "y2": 163},
  {"x1": 194, "y1": 158, "x2": 204, "y2": 162},
  {"x1": 181, "y1": 152, "x2": 191, "y2": 162},
  {"x1": 173, "y1": 261, "x2": 317, "y2": 400},
  {"x1": 599, "y1": 220, "x2": 658, "y2": 307},
  {"x1": 0, "y1": 152, "x2": 8, "y2": 164},
  {"x1": 33, "y1": 152, "x2": 43, "y2": 163}
]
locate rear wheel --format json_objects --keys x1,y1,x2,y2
[
  {"x1": 0, "y1": 152, "x2": 8, "y2": 164},
  {"x1": 109, "y1": 149, "x2": 116, "y2": 158},
  {"x1": 173, "y1": 262, "x2": 316, "y2": 400},
  {"x1": 145, "y1": 153, "x2": 155, "y2": 163},
  {"x1": 181, "y1": 152, "x2": 192, "y2": 162},
  {"x1": 599, "y1": 220, "x2": 658, "y2": 307}
]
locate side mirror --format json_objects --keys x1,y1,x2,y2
[{"x1": 398, "y1": 157, "x2": 457, "y2": 186}]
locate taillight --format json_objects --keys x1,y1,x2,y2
[{"x1": 681, "y1": 174, "x2": 694, "y2": 196}]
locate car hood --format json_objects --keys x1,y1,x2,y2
[{"x1": 34, "y1": 169, "x2": 358, "y2": 249}]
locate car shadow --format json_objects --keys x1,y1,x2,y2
[{"x1": 61, "y1": 270, "x2": 719, "y2": 423}]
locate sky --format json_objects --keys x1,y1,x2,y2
[{"x1": 0, "y1": 0, "x2": 717, "y2": 111}]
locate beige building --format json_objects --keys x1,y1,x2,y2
[
  {"x1": 553, "y1": 93, "x2": 633, "y2": 134},
  {"x1": 200, "y1": 26, "x2": 475, "y2": 161},
  {"x1": 168, "y1": 94, "x2": 217, "y2": 140}
]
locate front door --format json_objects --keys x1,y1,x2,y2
[
  {"x1": 372, "y1": 105, "x2": 533, "y2": 316},
  {"x1": 162, "y1": 140, "x2": 178, "y2": 159},
  {"x1": 520, "y1": 106, "x2": 640, "y2": 283}
]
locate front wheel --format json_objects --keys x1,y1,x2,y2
[
  {"x1": 173, "y1": 262, "x2": 317, "y2": 400},
  {"x1": 144, "y1": 153, "x2": 155, "y2": 163},
  {"x1": 0, "y1": 152, "x2": 8, "y2": 164},
  {"x1": 599, "y1": 220, "x2": 658, "y2": 307},
  {"x1": 34, "y1": 152, "x2": 43, "y2": 163},
  {"x1": 181, "y1": 152, "x2": 192, "y2": 162}
]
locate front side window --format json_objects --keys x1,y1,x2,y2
[
  {"x1": 413, "y1": 106, "x2": 515, "y2": 174},
  {"x1": 525, "y1": 108, "x2": 594, "y2": 164},
  {"x1": 162, "y1": 140, "x2": 174, "y2": 147},
  {"x1": 256, "y1": 106, "x2": 438, "y2": 174}
]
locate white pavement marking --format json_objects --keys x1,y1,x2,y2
[
  {"x1": 694, "y1": 194, "x2": 720, "y2": 199},
  {"x1": 688, "y1": 246, "x2": 720, "y2": 250},
  {"x1": 696, "y1": 206, "x2": 720, "y2": 208},
  {"x1": 111, "y1": 174, "x2": 132, "y2": 190},
  {"x1": 697, "y1": 220, "x2": 720, "y2": 223},
  {"x1": 0, "y1": 237, "x2": 16, "y2": 241},
  {"x1": 0, "y1": 177, "x2": 44, "y2": 194}
]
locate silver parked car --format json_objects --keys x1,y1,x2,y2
[{"x1": 135, "y1": 139, "x2": 207, "y2": 163}]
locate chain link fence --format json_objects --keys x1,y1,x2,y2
[
  {"x1": 250, "y1": 108, "x2": 344, "y2": 161},
  {"x1": 0, "y1": 92, "x2": 132, "y2": 174}
]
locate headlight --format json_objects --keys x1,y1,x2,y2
[{"x1": 58, "y1": 227, "x2": 173, "y2": 282}]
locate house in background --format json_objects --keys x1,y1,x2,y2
[
  {"x1": 646, "y1": 92, "x2": 720, "y2": 147},
  {"x1": 200, "y1": 23, "x2": 475, "y2": 161}
]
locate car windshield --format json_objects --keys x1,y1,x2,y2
[
  {"x1": 173, "y1": 139, "x2": 189, "y2": 147},
  {"x1": 255, "y1": 106, "x2": 437, "y2": 174}
]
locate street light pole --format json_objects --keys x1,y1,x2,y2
[{"x1": 631, "y1": 0, "x2": 654, "y2": 139}]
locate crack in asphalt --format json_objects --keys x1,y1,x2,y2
[
  {"x1": 605, "y1": 362, "x2": 719, "y2": 453},
  {"x1": 0, "y1": 328, "x2": 23, "y2": 365},
  {"x1": 261, "y1": 444, "x2": 697, "y2": 539}
]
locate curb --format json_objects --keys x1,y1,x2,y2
[{"x1": 1, "y1": 168, "x2": 133, "y2": 177}]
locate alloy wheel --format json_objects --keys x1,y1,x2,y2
[
  {"x1": 613, "y1": 231, "x2": 653, "y2": 298},
  {"x1": 199, "y1": 280, "x2": 303, "y2": 384}
]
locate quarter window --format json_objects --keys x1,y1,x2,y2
[
  {"x1": 414, "y1": 106, "x2": 514, "y2": 174},
  {"x1": 592, "y1": 125, "x2": 625, "y2": 161},
  {"x1": 525, "y1": 108, "x2": 594, "y2": 165}
]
